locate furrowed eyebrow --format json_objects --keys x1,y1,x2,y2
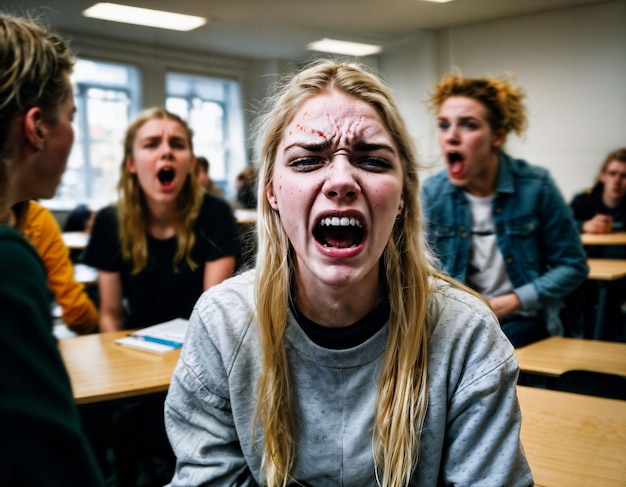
[
  {"x1": 283, "y1": 140, "x2": 332, "y2": 153},
  {"x1": 353, "y1": 141, "x2": 396, "y2": 154},
  {"x1": 283, "y1": 140, "x2": 395, "y2": 155}
]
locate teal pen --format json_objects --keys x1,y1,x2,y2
[{"x1": 140, "y1": 335, "x2": 183, "y2": 348}]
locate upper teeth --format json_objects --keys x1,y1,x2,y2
[{"x1": 320, "y1": 217, "x2": 363, "y2": 228}]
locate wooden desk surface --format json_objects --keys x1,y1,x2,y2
[
  {"x1": 73, "y1": 263, "x2": 98, "y2": 285},
  {"x1": 234, "y1": 209, "x2": 257, "y2": 224},
  {"x1": 587, "y1": 258, "x2": 626, "y2": 280},
  {"x1": 518, "y1": 385, "x2": 626, "y2": 487},
  {"x1": 62, "y1": 231, "x2": 89, "y2": 250},
  {"x1": 515, "y1": 336, "x2": 626, "y2": 377},
  {"x1": 581, "y1": 231, "x2": 626, "y2": 246},
  {"x1": 59, "y1": 330, "x2": 180, "y2": 405}
]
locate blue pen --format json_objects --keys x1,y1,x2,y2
[{"x1": 140, "y1": 335, "x2": 183, "y2": 348}]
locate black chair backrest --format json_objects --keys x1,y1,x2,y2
[{"x1": 555, "y1": 370, "x2": 626, "y2": 401}]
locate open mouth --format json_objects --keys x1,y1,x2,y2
[
  {"x1": 447, "y1": 152, "x2": 465, "y2": 178},
  {"x1": 157, "y1": 167, "x2": 176, "y2": 185},
  {"x1": 313, "y1": 216, "x2": 364, "y2": 249},
  {"x1": 447, "y1": 152, "x2": 463, "y2": 164}
]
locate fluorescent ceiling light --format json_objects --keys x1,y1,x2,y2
[
  {"x1": 421, "y1": 0, "x2": 455, "y2": 3},
  {"x1": 307, "y1": 38, "x2": 382, "y2": 57},
  {"x1": 83, "y1": 3, "x2": 207, "y2": 31}
]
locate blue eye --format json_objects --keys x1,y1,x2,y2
[
  {"x1": 463, "y1": 121, "x2": 477, "y2": 130},
  {"x1": 359, "y1": 157, "x2": 390, "y2": 170},
  {"x1": 438, "y1": 121, "x2": 450, "y2": 130},
  {"x1": 289, "y1": 157, "x2": 323, "y2": 171}
]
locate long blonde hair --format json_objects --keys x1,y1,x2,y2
[
  {"x1": 252, "y1": 59, "x2": 448, "y2": 487},
  {"x1": 116, "y1": 107, "x2": 204, "y2": 274}
]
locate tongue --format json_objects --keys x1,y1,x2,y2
[
  {"x1": 159, "y1": 177, "x2": 176, "y2": 191},
  {"x1": 449, "y1": 160, "x2": 464, "y2": 178},
  {"x1": 320, "y1": 227, "x2": 359, "y2": 248}
]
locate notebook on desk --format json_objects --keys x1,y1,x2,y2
[{"x1": 115, "y1": 318, "x2": 189, "y2": 354}]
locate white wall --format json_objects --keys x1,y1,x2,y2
[
  {"x1": 380, "y1": 0, "x2": 626, "y2": 202},
  {"x1": 65, "y1": 0, "x2": 626, "y2": 203}
]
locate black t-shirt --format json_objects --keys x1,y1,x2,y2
[
  {"x1": 292, "y1": 298, "x2": 390, "y2": 350},
  {"x1": 570, "y1": 183, "x2": 626, "y2": 258},
  {"x1": 83, "y1": 194, "x2": 241, "y2": 328}
]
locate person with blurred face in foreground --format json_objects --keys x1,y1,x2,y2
[
  {"x1": 0, "y1": 12, "x2": 103, "y2": 486},
  {"x1": 164, "y1": 59, "x2": 533, "y2": 487}
]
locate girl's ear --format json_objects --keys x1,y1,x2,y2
[
  {"x1": 24, "y1": 107, "x2": 46, "y2": 150},
  {"x1": 266, "y1": 185, "x2": 279, "y2": 210},
  {"x1": 492, "y1": 128, "x2": 507, "y2": 149},
  {"x1": 125, "y1": 155, "x2": 136, "y2": 173}
]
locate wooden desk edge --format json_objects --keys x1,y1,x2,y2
[
  {"x1": 581, "y1": 231, "x2": 626, "y2": 246},
  {"x1": 73, "y1": 383, "x2": 171, "y2": 405},
  {"x1": 515, "y1": 336, "x2": 626, "y2": 377},
  {"x1": 586, "y1": 258, "x2": 626, "y2": 280}
]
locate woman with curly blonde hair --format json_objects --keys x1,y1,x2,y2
[
  {"x1": 165, "y1": 60, "x2": 532, "y2": 486},
  {"x1": 83, "y1": 107, "x2": 241, "y2": 331},
  {"x1": 421, "y1": 73, "x2": 588, "y2": 346}
]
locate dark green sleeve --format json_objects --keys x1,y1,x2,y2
[{"x1": 0, "y1": 228, "x2": 104, "y2": 486}]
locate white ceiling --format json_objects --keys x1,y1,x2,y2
[{"x1": 7, "y1": 0, "x2": 610, "y2": 62}]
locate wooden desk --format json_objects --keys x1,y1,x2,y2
[
  {"x1": 74, "y1": 263, "x2": 98, "y2": 285},
  {"x1": 234, "y1": 209, "x2": 257, "y2": 224},
  {"x1": 59, "y1": 330, "x2": 180, "y2": 405},
  {"x1": 586, "y1": 258, "x2": 626, "y2": 339},
  {"x1": 581, "y1": 231, "x2": 626, "y2": 246},
  {"x1": 587, "y1": 258, "x2": 626, "y2": 280},
  {"x1": 62, "y1": 231, "x2": 89, "y2": 250},
  {"x1": 515, "y1": 336, "x2": 626, "y2": 377},
  {"x1": 518, "y1": 385, "x2": 626, "y2": 487}
]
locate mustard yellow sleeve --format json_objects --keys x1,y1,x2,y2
[{"x1": 20, "y1": 202, "x2": 99, "y2": 334}]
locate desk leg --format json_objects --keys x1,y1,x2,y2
[{"x1": 593, "y1": 282, "x2": 608, "y2": 340}]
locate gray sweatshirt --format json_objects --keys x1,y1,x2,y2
[{"x1": 165, "y1": 270, "x2": 533, "y2": 486}]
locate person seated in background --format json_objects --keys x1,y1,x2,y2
[
  {"x1": 570, "y1": 148, "x2": 626, "y2": 341},
  {"x1": 0, "y1": 12, "x2": 104, "y2": 486},
  {"x1": 63, "y1": 202, "x2": 95, "y2": 233},
  {"x1": 11, "y1": 200, "x2": 99, "y2": 335},
  {"x1": 165, "y1": 59, "x2": 532, "y2": 486},
  {"x1": 570, "y1": 147, "x2": 626, "y2": 258},
  {"x1": 231, "y1": 164, "x2": 258, "y2": 209},
  {"x1": 83, "y1": 107, "x2": 241, "y2": 333},
  {"x1": 195, "y1": 155, "x2": 224, "y2": 198},
  {"x1": 420, "y1": 73, "x2": 588, "y2": 348}
]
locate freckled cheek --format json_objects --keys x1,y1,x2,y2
[{"x1": 367, "y1": 181, "x2": 403, "y2": 210}]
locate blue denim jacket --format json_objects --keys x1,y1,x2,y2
[{"x1": 420, "y1": 152, "x2": 588, "y2": 335}]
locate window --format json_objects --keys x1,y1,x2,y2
[
  {"x1": 166, "y1": 72, "x2": 247, "y2": 197},
  {"x1": 48, "y1": 60, "x2": 247, "y2": 211},
  {"x1": 52, "y1": 59, "x2": 140, "y2": 210}
]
